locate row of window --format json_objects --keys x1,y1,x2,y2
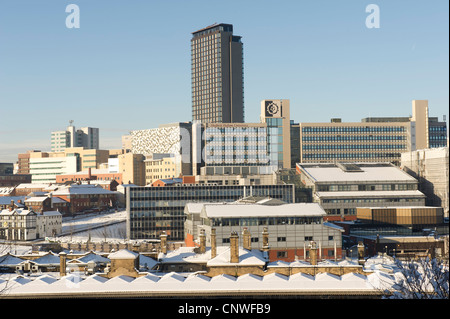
[
  {"x1": 303, "y1": 144, "x2": 406, "y2": 151},
  {"x1": 302, "y1": 135, "x2": 406, "y2": 142},
  {"x1": 303, "y1": 152, "x2": 401, "y2": 159},
  {"x1": 317, "y1": 183, "x2": 416, "y2": 191},
  {"x1": 322, "y1": 197, "x2": 422, "y2": 204},
  {"x1": 429, "y1": 126, "x2": 447, "y2": 132},
  {"x1": 302, "y1": 126, "x2": 406, "y2": 133},
  {"x1": 210, "y1": 217, "x2": 323, "y2": 227}
]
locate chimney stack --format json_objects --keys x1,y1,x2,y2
[
  {"x1": 9, "y1": 200, "x2": 14, "y2": 211},
  {"x1": 262, "y1": 227, "x2": 269, "y2": 252},
  {"x1": 309, "y1": 241, "x2": 318, "y2": 265},
  {"x1": 160, "y1": 231, "x2": 167, "y2": 254},
  {"x1": 199, "y1": 228, "x2": 206, "y2": 254},
  {"x1": 211, "y1": 228, "x2": 217, "y2": 258},
  {"x1": 243, "y1": 227, "x2": 251, "y2": 250},
  {"x1": 357, "y1": 241, "x2": 365, "y2": 265},
  {"x1": 230, "y1": 231, "x2": 239, "y2": 264},
  {"x1": 59, "y1": 252, "x2": 67, "y2": 277}
]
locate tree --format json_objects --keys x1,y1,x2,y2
[{"x1": 386, "y1": 257, "x2": 449, "y2": 299}]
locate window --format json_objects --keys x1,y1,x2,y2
[
  {"x1": 277, "y1": 237, "x2": 286, "y2": 242},
  {"x1": 277, "y1": 251, "x2": 287, "y2": 258},
  {"x1": 305, "y1": 236, "x2": 313, "y2": 241}
]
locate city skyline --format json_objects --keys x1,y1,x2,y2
[{"x1": 0, "y1": 0, "x2": 448, "y2": 163}]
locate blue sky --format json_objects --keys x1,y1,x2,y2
[{"x1": 0, "y1": 0, "x2": 448, "y2": 163}]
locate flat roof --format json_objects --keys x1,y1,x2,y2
[
  {"x1": 298, "y1": 163, "x2": 417, "y2": 183},
  {"x1": 192, "y1": 23, "x2": 233, "y2": 35}
]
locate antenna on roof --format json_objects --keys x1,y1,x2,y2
[{"x1": 69, "y1": 120, "x2": 74, "y2": 126}]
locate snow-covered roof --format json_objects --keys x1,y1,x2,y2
[
  {"x1": 298, "y1": 163, "x2": 417, "y2": 183},
  {"x1": 207, "y1": 248, "x2": 267, "y2": 266},
  {"x1": 31, "y1": 252, "x2": 61, "y2": 265},
  {"x1": 76, "y1": 252, "x2": 110, "y2": 264},
  {"x1": 51, "y1": 184, "x2": 114, "y2": 195},
  {"x1": 24, "y1": 197, "x2": 48, "y2": 202},
  {"x1": 0, "y1": 196, "x2": 27, "y2": 206},
  {"x1": 0, "y1": 208, "x2": 36, "y2": 216},
  {"x1": 39, "y1": 211, "x2": 62, "y2": 217},
  {"x1": 16, "y1": 183, "x2": 51, "y2": 189},
  {"x1": 0, "y1": 271, "x2": 386, "y2": 297},
  {"x1": 0, "y1": 253, "x2": 25, "y2": 266},
  {"x1": 108, "y1": 249, "x2": 138, "y2": 260}
]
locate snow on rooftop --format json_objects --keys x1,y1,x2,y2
[
  {"x1": 108, "y1": 249, "x2": 138, "y2": 260},
  {"x1": 299, "y1": 163, "x2": 417, "y2": 183},
  {"x1": 207, "y1": 248, "x2": 266, "y2": 266},
  {"x1": 0, "y1": 268, "x2": 390, "y2": 297}
]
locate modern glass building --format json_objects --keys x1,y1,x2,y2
[
  {"x1": 126, "y1": 184, "x2": 295, "y2": 240},
  {"x1": 191, "y1": 23, "x2": 244, "y2": 124}
]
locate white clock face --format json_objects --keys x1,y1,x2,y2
[{"x1": 266, "y1": 102, "x2": 279, "y2": 115}]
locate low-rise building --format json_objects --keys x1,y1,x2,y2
[
  {"x1": 127, "y1": 184, "x2": 296, "y2": 241},
  {"x1": 51, "y1": 184, "x2": 117, "y2": 215},
  {"x1": 36, "y1": 211, "x2": 62, "y2": 238},
  {"x1": 296, "y1": 162, "x2": 426, "y2": 221},
  {"x1": 184, "y1": 197, "x2": 344, "y2": 262},
  {"x1": 0, "y1": 207, "x2": 37, "y2": 241},
  {"x1": 56, "y1": 168, "x2": 123, "y2": 185}
]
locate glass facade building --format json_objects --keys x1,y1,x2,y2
[{"x1": 126, "y1": 184, "x2": 295, "y2": 240}]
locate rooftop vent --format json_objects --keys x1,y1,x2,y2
[{"x1": 336, "y1": 163, "x2": 363, "y2": 172}]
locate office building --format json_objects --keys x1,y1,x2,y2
[
  {"x1": 144, "y1": 154, "x2": 183, "y2": 185},
  {"x1": 191, "y1": 23, "x2": 244, "y2": 123},
  {"x1": 29, "y1": 156, "x2": 78, "y2": 184},
  {"x1": 184, "y1": 198, "x2": 344, "y2": 262},
  {"x1": 117, "y1": 152, "x2": 146, "y2": 186},
  {"x1": 194, "y1": 99, "x2": 293, "y2": 174},
  {"x1": 296, "y1": 162, "x2": 426, "y2": 221},
  {"x1": 401, "y1": 147, "x2": 449, "y2": 216},
  {"x1": 202, "y1": 122, "x2": 270, "y2": 167},
  {"x1": 126, "y1": 184, "x2": 295, "y2": 241},
  {"x1": 260, "y1": 99, "x2": 292, "y2": 169},
  {"x1": 51, "y1": 121, "x2": 99, "y2": 152},
  {"x1": 297, "y1": 100, "x2": 446, "y2": 164}
]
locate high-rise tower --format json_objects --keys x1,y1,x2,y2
[{"x1": 191, "y1": 23, "x2": 244, "y2": 124}]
